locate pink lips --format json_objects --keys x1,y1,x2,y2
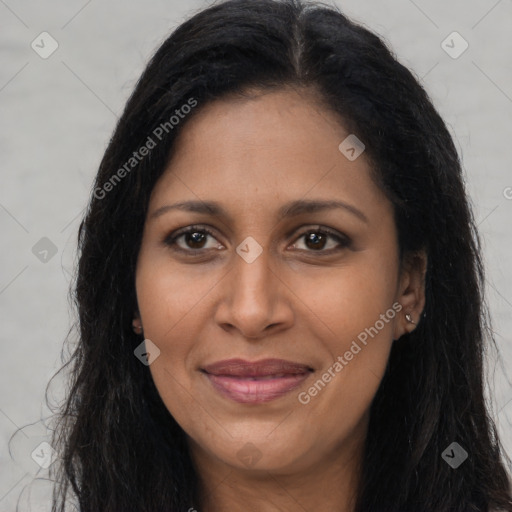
[{"x1": 202, "y1": 358, "x2": 313, "y2": 404}]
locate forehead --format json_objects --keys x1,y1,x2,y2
[{"x1": 149, "y1": 86, "x2": 388, "y2": 220}]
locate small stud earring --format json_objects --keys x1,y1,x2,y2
[
  {"x1": 132, "y1": 320, "x2": 143, "y2": 334},
  {"x1": 405, "y1": 313, "x2": 416, "y2": 325}
]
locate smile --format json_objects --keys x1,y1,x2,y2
[{"x1": 201, "y1": 358, "x2": 314, "y2": 404}]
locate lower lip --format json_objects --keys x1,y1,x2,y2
[{"x1": 204, "y1": 372, "x2": 311, "y2": 404}]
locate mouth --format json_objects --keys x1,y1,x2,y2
[{"x1": 201, "y1": 358, "x2": 314, "y2": 404}]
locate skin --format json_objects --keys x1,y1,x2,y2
[{"x1": 135, "y1": 86, "x2": 426, "y2": 512}]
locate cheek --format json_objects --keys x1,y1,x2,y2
[
  {"x1": 135, "y1": 258, "x2": 213, "y2": 433},
  {"x1": 289, "y1": 252, "x2": 399, "y2": 347},
  {"x1": 289, "y1": 250, "x2": 399, "y2": 416},
  {"x1": 135, "y1": 253, "x2": 222, "y2": 344},
  {"x1": 134, "y1": 250, "x2": 231, "y2": 409}
]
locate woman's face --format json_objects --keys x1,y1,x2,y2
[{"x1": 135, "y1": 87, "x2": 423, "y2": 476}]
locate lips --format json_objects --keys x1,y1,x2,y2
[{"x1": 201, "y1": 358, "x2": 313, "y2": 403}]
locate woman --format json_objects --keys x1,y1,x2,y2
[{"x1": 50, "y1": 0, "x2": 512, "y2": 510}]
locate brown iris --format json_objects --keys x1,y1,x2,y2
[
  {"x1": 305, "y1": 232, "x2": 327, "y2": 250},
  {"x1": 186, "y1": 231, "x2": 207, "y2": 249}
]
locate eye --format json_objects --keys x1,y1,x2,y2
[
  {"x1": 164, "y1": 225, "x2": 224, "y2": 253},
  {"x1": 163, "y1": 224, "x2": 350, "y2": 256},
  {"x1": 289, "y1": 226, "x2": 350, "y2": 253}
]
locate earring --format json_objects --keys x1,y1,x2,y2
[
  {"x1": 132, "y1": 320, "x2": 143, "y2": 334},
  {"x1": 405, "y1": 313, "x2": 416, "y2": 325}
]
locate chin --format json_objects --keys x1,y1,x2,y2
[{"x1": 210, "y1": 433, "x2": 318, "y2": 475}]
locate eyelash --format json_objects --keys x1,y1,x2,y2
[{"x1": 163, "y1": 224, "x2": 351, "y2": 256}]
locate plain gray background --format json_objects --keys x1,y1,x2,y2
[{"x1": 1, "y1": 0, "x2": 511, "y2": 510}]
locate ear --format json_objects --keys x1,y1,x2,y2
[
  {"x1": 393, "y1": 250, "x2": 427, "y2": 340},
  {"x1": 132, "y1": 310, "x2": 143, "y2": 334}
]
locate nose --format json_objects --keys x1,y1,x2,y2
[{"x1": 213, "y1": 245, "x2": 294, "y2": 340}]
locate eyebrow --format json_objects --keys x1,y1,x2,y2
[{"x1": 150, "y1": 199, "x2": 368, "y2": 223}]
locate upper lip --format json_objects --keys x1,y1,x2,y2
[{"x1": 202, "y1": 358, "x2": 313, "y2": 377}]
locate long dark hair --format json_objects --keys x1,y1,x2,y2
[{"x1": 50, "y1": 0, "x2": 512, "y2": 510}]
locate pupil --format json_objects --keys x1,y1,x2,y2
[
  {"x1": 187, "y1": 231, "x2": 206, "y2": 248},
  {"x1": 306, "y1": 232, "x2": 325, "y2": 250}
]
